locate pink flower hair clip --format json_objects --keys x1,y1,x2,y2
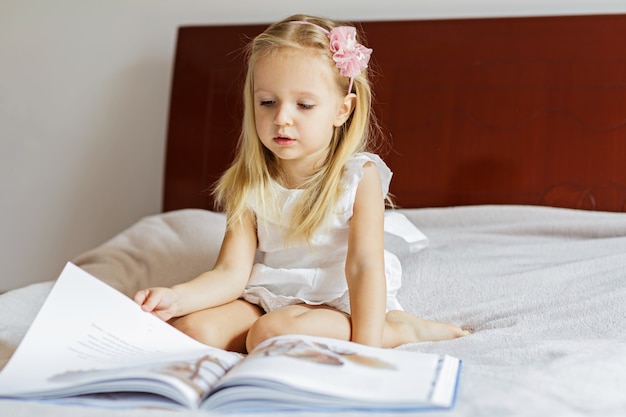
[{"x1": 293, "y1": 21, "x2": 373, "y2": 93}]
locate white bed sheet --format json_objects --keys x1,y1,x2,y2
[{"x1": 1, "y1": 205, "x2": 625, "y2": 417}]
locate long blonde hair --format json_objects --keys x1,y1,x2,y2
[{"x1": 214, "y1": 14, "x2": 383, "y2": 243}]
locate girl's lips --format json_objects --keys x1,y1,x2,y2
[{"x1": 273, "y1": 136, "x2": 295, "y2": 146}]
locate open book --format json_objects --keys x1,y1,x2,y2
[{"x1": 0, "y1": 263, "x2": 461, "y2": 412}]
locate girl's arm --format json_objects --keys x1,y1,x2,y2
[
  {"x1": 134, "y1": 210, "x2": 257, "y2": 320},
  {"x1": 345, "y1": 162, "x2": 387, "y2": 347}
]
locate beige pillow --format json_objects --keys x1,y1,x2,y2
[{"x1": 72, "y1": 209, "x2": 226, "y2": 297}]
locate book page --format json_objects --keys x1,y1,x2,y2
[
  {"x1": 0, "y1": 263, "x2": 241, "y2": 404},
  {"x1": 211, "y1": 334, "x2": 459, "y2": 409}
]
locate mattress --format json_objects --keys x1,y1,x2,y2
[{"x1": 1, "y1": 205, "x2": 625, "y2": 416}]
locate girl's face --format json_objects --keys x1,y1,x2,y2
[{"x1": 253, "y1": 49, "x2": 354, "y2": 180}]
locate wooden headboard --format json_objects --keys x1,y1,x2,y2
[{"x1": 163, "y1": 14, "x2": 626, "y2": 213}]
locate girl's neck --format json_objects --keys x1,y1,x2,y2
[
  {"x1": 277, "y1": 170, "x2": 309, "y2": 190},
  {"x1": 276, "y1": 155, "x2": 325, "y2": 189}
]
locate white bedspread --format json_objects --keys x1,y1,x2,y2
[{"x1": 1, "y1": 205, "x2": 625, "y2": 417}]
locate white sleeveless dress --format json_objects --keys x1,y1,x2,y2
[{"x1": 241, "y1": 152, "x2": 408, "y2": 314}]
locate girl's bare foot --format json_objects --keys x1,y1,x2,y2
[{"x1": 384, "y1": 310, "x2": 469, "y2": 347}]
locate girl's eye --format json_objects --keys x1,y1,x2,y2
[
  {"x1": 298, "y1": 103, "x2": 314, "y2": 110},
  {"x1": 259, "y1": 100, "x2": 275, "y2": 106}
]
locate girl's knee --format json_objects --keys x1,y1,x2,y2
[
  {"x1": 171, "y1": 314, "x2": 220, "y2": 346},
  {"x1": 246, "y1": 312, "x2": 294, "y2": 352}
]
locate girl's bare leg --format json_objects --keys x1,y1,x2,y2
[
  {"x1": 245, "y1": 304, "x2": 468, "y2": 351},
  {"x1": 170, "y1": 299, "x2": 263, "y2": 353},
  {"x1": 383, "y1": 310, "x2": 469, "y2": 347},
  {"x1": 246, "y1": 305, "x2": 352, "y2": 351}
]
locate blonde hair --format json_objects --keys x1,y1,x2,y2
[{"x1": 214, "y1": 14, "x2": 383, "y2": 243}]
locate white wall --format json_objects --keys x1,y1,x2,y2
[{"x1": 2, "y1": 0, "x2": 625, "y2": 292}]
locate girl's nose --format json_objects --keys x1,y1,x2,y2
[{"x1": 273, "y1": 104, "x2": 293, "y2": 126}]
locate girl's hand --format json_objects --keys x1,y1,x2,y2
[{"x1": 133, "y1": 287, "x2": 180, "y2": 322}]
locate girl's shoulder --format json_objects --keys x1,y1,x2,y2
[{"x1": 342, "y1": 152, "x2": 392, "y2": 196}]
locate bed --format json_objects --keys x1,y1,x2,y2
[{"x1": 2, "y1": 13, "x2": 626, "y2": 417}]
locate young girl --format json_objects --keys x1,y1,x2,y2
[{"x1": 134, "y1": 14, "x2": 468, "y2": 353}]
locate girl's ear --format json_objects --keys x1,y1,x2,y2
[{"x1": 333, "y1": 93, "x2": 357, "y2": 127}]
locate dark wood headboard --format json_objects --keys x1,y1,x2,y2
[{"x1": 163, "y1": 14, "x2": 626, "y2": 212}]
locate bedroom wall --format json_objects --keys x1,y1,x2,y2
[{"x1": 1, "y1": 0, "x2": 625, "y2": 292}]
